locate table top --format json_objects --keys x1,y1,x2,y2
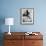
[{"x1": 4, "y1": 32, "x2": 43, "y2": 40}]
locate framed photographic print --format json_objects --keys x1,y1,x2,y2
[{"x1": 20, "y1": 8, "x2": 34, "y2": 24}]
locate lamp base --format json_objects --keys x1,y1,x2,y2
[{"x1": 8, "y1": 32, "x2": 11, "y2": 35}]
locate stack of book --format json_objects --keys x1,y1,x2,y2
[{"x1": 25, "y1": 32, "x2": 38, "y2": 35}]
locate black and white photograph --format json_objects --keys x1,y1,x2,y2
[{"x1": 20, "y1": 8, "x2": 34, "y2": 24}]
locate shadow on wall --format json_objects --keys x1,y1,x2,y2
[
  {"x1": 0, "y1": 16, "x2": 5, "y2": 46},
  {"x1": 0, "y1": 16, "x2": 5, "y2": 32},
  {"x1": 0, "y1": 33, "x2": 4, "y2": 46}
]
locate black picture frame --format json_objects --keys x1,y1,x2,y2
[{"x1": 20, "y1": 8, "x2": 34, "y2": 25}]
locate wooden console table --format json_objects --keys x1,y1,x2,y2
[{"x1": 4, "y1": 32, "x2": 43, "y2": 46}]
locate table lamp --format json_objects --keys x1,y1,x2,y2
[{"x1": 5, "y1": 18, "x2": 14, "y2": 35}]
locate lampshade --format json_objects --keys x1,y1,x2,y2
[{"x1": 5, "y1": 18, "x2": 14, "y2": 25}]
